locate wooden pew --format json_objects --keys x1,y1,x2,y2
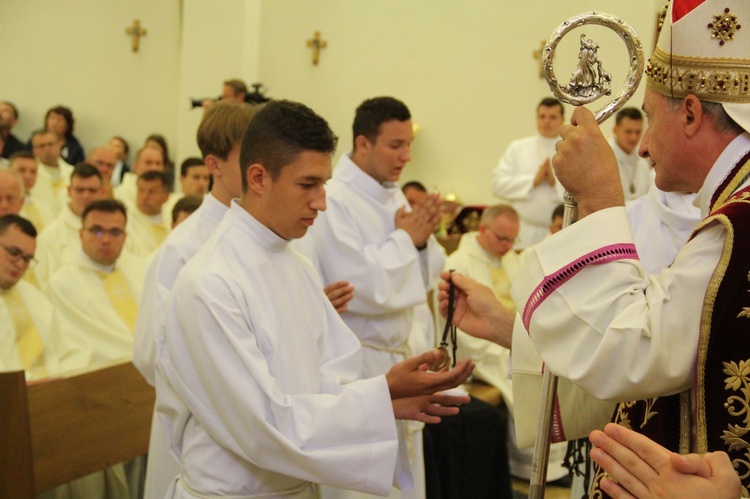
[{"x1": 0, "y1": 362, "x2": 155, "y2": 498}]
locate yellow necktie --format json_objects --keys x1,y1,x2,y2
[
  {"x1": 4, "y1": 287, "x2": 48, "y2": 378},
  {"x1": 22, "y1": 202, "x2": 44, "y2": 232},
  {"x1": 489, "y1": 265, "x2": 516, "y2": 312},
  {"x1": 99, "y1": 268, "x2": 139, "y2": 333},
  {"x1": 149, "y1": 222, "x2": 169, "y2": 247}
]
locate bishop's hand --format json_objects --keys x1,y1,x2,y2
[
  {"x1": 385, "y1": 349, "x2": 474, "y2": 400},
  {"x1": 437, "y1": 270, "x2": 515, "y2": 349},
  {"x1": 553, "y1": 106, "x2": 624, "y2": 218}
]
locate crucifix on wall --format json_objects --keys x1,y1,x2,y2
[
  {"x1": 126, "y1": 19, "x2": 147, "y2": 52},
  {"x1": 306, "y1": 31, "x2": 327, "y2": 65}
]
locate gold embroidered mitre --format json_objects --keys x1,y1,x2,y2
[{"x1": 647, "y1": 0, "x2": 750, "y2": 129}]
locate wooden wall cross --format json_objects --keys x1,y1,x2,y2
[
  {"x1": 126, "y1": 19, "x2": 147, "y2": 52},
  {"x1": 306, "y1": 31, "x2": 327, "y2": 65}
]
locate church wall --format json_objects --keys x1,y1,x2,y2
[
  {"x1": 175, "y1": 0, "x2": 262, "y2": 165},
  {"x1": 1, "y1": 0, "x2": 181, "y2": 167},
  {"x1": 3, "y1": 0, "x2": 660, "y2": 205},
  {"x1": 256, "y1": 0, "x2": 662, "y2": 205}
]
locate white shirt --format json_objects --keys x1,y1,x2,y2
[
  {"x1": 155, "y1": 202, "x2": 399, "y2": 498},
  {"x1": 491, "y1": 134, "x2": 565, "y2": 248},
  {"x1": 609, "y1": 137, "x2": 655, "y2": 201}
]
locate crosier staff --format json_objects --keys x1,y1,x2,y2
[{"x1": 529, "y1": 12, "x2": 644, "y2": 499}]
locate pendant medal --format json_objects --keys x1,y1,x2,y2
[{"x1": 431, "y1": 269, "x2": 458, "y2": 371}]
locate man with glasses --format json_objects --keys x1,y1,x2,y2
[
  {"x1": 33, "y1": 164, "x2": 104, "y2": 286},
  {"x1": 43, "y1": 199, "x2": 146, "y2": 366},
  {"x1": 0, "y1": 213, "x2": 90, "y2": 379},
  {"x1": 444, "y1": 204, "x2": 570, "y2": 484}
]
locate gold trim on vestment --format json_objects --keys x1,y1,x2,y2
[
  {"x1": 692, "y1": 212, "x2": 732, "y2": 455},
  {"x1": 646, "y1": 47, "x2": 750, "y2": 103},
  {"x1": 714, "y1": 160, "x2": 750, "y2": 212}
]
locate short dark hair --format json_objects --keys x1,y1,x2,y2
[
  {"x1": 402, "y1": 180, "x2": 427, "y2": 193},
  {"x1": 71, "y1": 163, "x2": 102, "y2": 183},
  {"x1": 45, "y1": 106, "x2": 75, "y2": 138},
  {"x1": 197, "y1": 101, "x2": 259, "y2": 160},
  {"x1": 1, "y1": 101, "x2": 19, "y2": 120},
  {"x1": 0, "y1": 214, "x2": 37, "y2": 238},
  {"x1": 352, "y1": 97, "x2": 411, "y2": 148},
  {"x1": 171, "y1": 195, "x2": 203, "y2": 223},
  {"x1": 138, "y1": 170, "x2": 170, "y2": 189},
  {"x1": 239, "y1": 100, "x2": 337, "y2": 188},
  {"x1": 615, "y1": 107, "x2": 643, "y2": 125},
  {"x1": 8, "y1": 150, "x2": 35, "y2": 163},
  {"x1": 224, "y1": 79, "x2": 248, "y2": 95},
  {"x1": 180, "y1": 157, "x2": 205, "y2": 177},
  {"x1": 538, "y1": 97, "x2": 564, "y2": 116},
  {"x1": 82, "y1": 198, "x2": 128, "y2": 224}
]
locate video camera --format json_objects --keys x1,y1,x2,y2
[{"x1": 190, "y1": 83, "x2": 270, "y2": 109}]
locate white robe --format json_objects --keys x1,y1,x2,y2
[
  {"x1": 21, "y1": 179, "x2": 60, "y2": 232},
  {"x1": 43, "y1": 250, "x2": 146, "y2": 368},
  {"x1": 33, "y1": 204, "x2": 81, "y2": 287},
  {"x1": 0, "y1": 280, "x2": 91, "y2": 379},
  {"x1": 134, "y1": 193, "x2": 228, "y2": 499},
  {"x1": 625, "y1": 187, "x2": 700, "y2": 275},
  {"x1": 491, "y1": 135, "x2": 565, "y2": 249},
  {"x1": 155, "y1": 202, "x2": 400, "y2": 498},
  {"x1": 114, "y1": 172, "x2": 137, "y2": 206},
  {"x1": 125, "y1": 206, "x2": 171, "y2": 257},
  {"x1": 609, "y1": 137, "x2": 654, "y2": 201},
  {"x1": 509, "y1": 132, "x2": 750, "y2": 448},
  {"x1": 37, "y1": 158, "x2": 74, "y2": 195},
  {"x1": 311, "y1": 153, "x2": 444, "y2": 499}
]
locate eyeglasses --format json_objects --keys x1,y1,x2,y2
[
  {"x1": 485, "y1": 225, "x2": 519, "y2": 245},
  {"x1": 0, "y1": 242, "x2": 37, "y2": 265},
  {"x1": 84, "y1": 227, "x2": 126, "y2": 238}
]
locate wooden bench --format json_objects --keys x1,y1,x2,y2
[{"x1": 0, "y1": 362, "x2": 155, "y2": 499}]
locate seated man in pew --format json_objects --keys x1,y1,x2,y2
[
  {"x1": 0, "y1": 214, "x2": 90, "y2": 379},
  {"x1": 44, "y1": 199, "x2": 147, "y2": 367}
]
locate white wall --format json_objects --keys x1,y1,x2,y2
[
  {"x1": 175, "y1": 0, "x2": 262, "y2": 163},
  {"x1": 2, "y1": 0, "x2": 660, "y2": 203},
  {"x1": 256, "y1": 0, "x2": 662, "y2": 204},
  {"x1": 1, "y1": 0, "x2": 181, "y2": 165}
]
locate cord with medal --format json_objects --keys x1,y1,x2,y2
[{"x1": 431, "y1": 269, "x2": 457, "y2": 371}]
